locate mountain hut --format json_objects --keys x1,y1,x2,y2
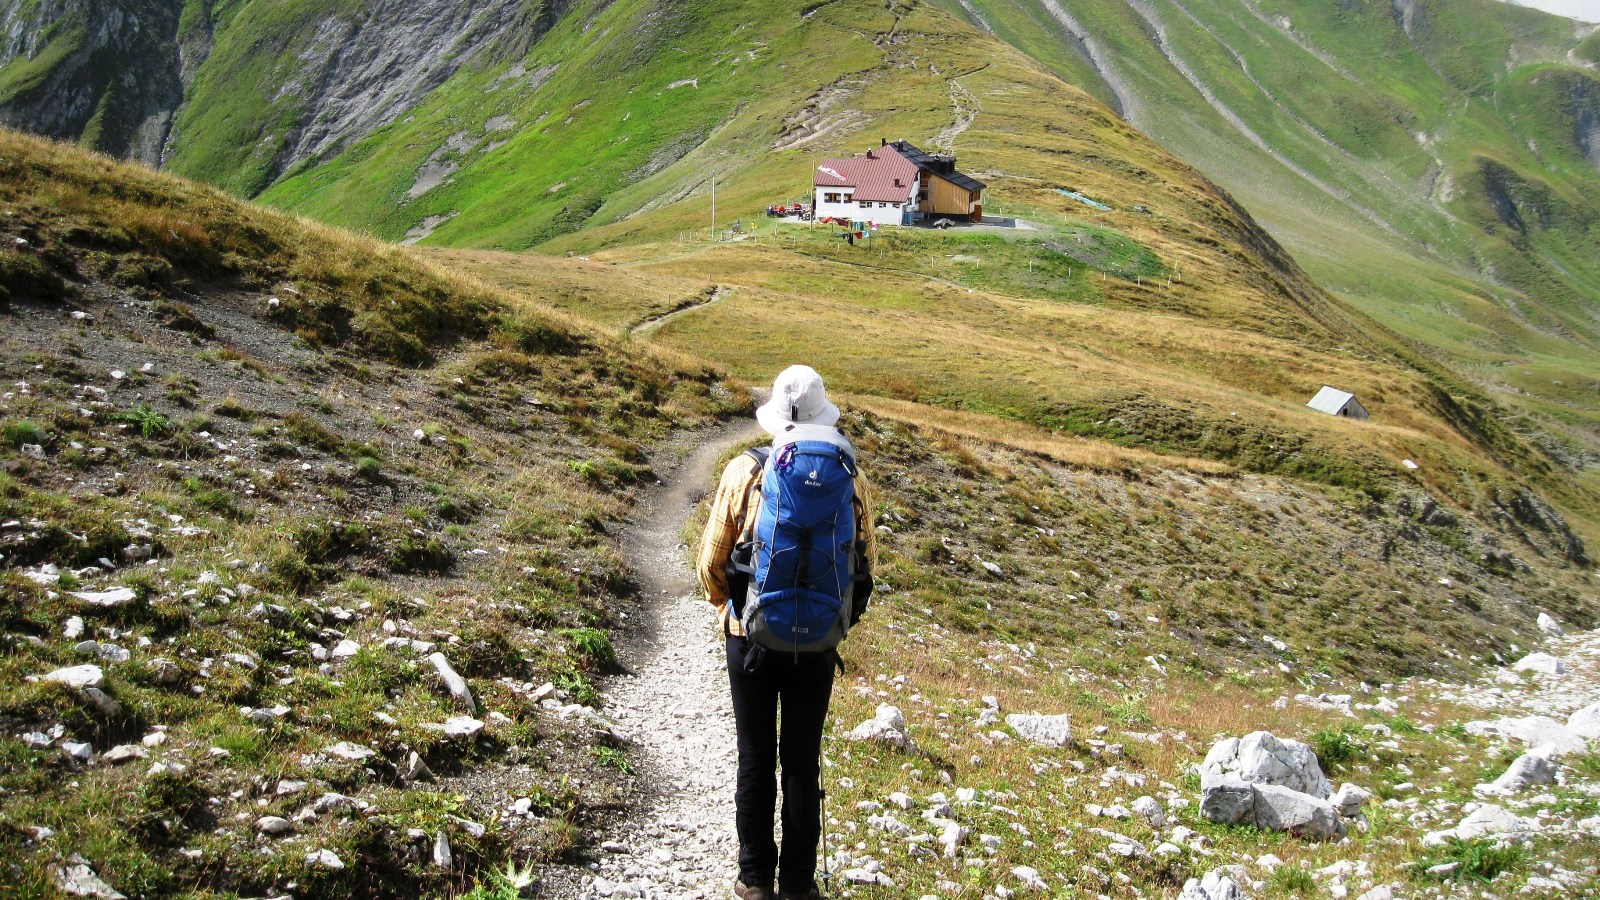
[
  {"x1": 885, "y1": 139, "x2": 986, "y2": 223},
  {"x1": 1306, "y1": 386, "x2": 1369, "y2": 420}
]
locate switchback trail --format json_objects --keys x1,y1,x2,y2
[{"x1": 550, "y1": 417, "x2": 762, "y2": 899}]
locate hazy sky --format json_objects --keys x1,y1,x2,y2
[{"x1": 1497, "y1": 0, "x2": 1600, "y2": 22}]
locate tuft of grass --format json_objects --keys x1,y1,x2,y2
[
  {"x1": 1416, "y1": 839, "x2": 1527, "y2": 883},
  {"x1": 2, "y1": 420, "x2": 48, "y2": 447},
  {"x1": 1311, "y1": 726, "x2": 1362, "y2": 772},
  {"x1": 1270, "y1": 865, "x2": 1316, "y2": 895},
  {"x1": 113, "y1": 404, "x2": 172, "y2": 439}
]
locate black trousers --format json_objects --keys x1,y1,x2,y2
[{"x1": 725, "y1": 636, "x2": 836, "y2": 893}]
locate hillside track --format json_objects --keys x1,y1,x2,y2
[
  {"x1": 542, "y1": 417, "x2": 762, "y2": 899},
  {"x1": 630, "y1": 286, "x2": 729, "y2": 338}
]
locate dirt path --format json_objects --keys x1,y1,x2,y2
[
  {"x1": 549, "y1": 418, "x2": 762, "y2": 899},
  {"x1": 931, "y1": 65, "x2": 986, "y2": 155},
  {"x1": 630, "y1": 286, "x2": 729, "y2": 339}
]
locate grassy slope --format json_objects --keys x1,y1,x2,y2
[
  {"x1": 0, "y1": 127, "x2": 736, "y2": 898},
  {"x1": 941, "y1": 0, "x2": 1600, "y2": 467},
  {"x1": 3, "y1": 124, "x2": 1597, "y2": 897}
]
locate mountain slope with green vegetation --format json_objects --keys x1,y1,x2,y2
[
  {"x1": 5, "y1": 0, "x2": 1596, "y2": 540},
  {"x1": 4, "y1": 128, "x2": 1597, "y2": 899},
  {"x1": 937, "y1": 0, "x2": 1600, "y2": 486}
]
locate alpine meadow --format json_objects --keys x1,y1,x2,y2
[{"x1": 1, "y1": 1, "x2": 1599, "y2": 899}]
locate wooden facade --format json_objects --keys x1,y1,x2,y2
[{"x1": 921, "y1": 172, "x2": 983, "y2": 221}]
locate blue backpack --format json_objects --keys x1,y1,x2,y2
[{"x1": 731, "y1": 437, "x2": 863, "y2": 655}]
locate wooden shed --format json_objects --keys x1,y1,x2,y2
[{"x1": 885, "y1": 140, "x2": 985, "y2": 222}]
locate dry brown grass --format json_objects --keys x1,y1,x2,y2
[{"x1": 842, "y1": 393, "x2": 1234, "y2": 475}]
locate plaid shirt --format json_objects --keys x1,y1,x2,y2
[{"x1": 697, "y1": 449, "x2": 878, "y2": 636}]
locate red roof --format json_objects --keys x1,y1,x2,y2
[{"x1": 814, "y1": 146, "x2": 919, "y2": 202}]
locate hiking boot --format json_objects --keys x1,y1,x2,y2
[
  {"x1": 733, "y1": 879, "x2": 775, "y2": 900},
  {"x1": 777, "y1": 887, "x2": 824, "y2": 900}
]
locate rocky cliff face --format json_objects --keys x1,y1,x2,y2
[
  {"x1": 1, "y1": 0, "x2": 572, "y2": 190},
  {"x1": 0, "y1": 0, "x2": 185, "y2": 164}
]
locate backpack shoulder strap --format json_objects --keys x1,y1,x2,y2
[{"x1": 734, "y1": 447, "x2": 770, "y2": 539}]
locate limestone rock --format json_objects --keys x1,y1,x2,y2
[
  {"x1": 1567, "y1": 702, "x2": 1600, "y2": 740},
  {"x1": 848, "y1": 704, "x2": 911, "y2": 748},
  {"x1": 1011, "y1": 866, "x2": 1047, "y2": 891},
  {"x1": 101, "y1": 744, "x2": 148, "y2": 765},
  {"x1": 1201, "y1": 731, "x2": 1331, "y2": 799},
  {"x1": 428, "y1": 652, "x2": 477, "y2": 713},
  {"x1": 1178, "y1": 869, "x2": 1241, "y2": 900},
  {"x1": 1131, "y1": 796, "x2": 1166, "y2": 828},
  {"x1": 148, "y1": 658, "x2": 182, "y2": 685},
  {"x1": 331, "y1": 639, "x2": 361, "y2": 660},
  {"x1": 440, "y1": 716, "x2": 484, "y2": 739},
  {"x1": 305, "y1": 849, "x2": 345, "y2": 870},
  {"x1": 1330, "y1": 783, "x2": 1372, "y2": 817},
  {"x1": 69, "y1": 587, "x2": 137, "y2": 608},
  {"x1": 55, "y1": 857, "x2": 126, "y2": 899},
  {"x1": 80, "y1": 687, "x2": 123, "y2": 718},
  {"x1": 402, "y1": 751, "x2": 435, "y2": 783},
  {"x1": 1251, "y1": 783, "x2": 1346, "y2": 840},
  {"x1": 1480, "y1": 748, "x2": 1559, "y2": 795},
  {"x1": 1200, "y1": 774, "x2": 1345, "y2": 841},
  {"x1": 42, "y1": 664, "x2": 105, "y2": 690},
  {"x1": 323, "y1": 741, "x2": 376, "y2": 761},
  {"x1": 256, "y1": 816, "x2": 294, "y2": 836},
  {"x1": 1536, "y1": 612, "x2": 1562, "y2": 638},
  {"x1": 1005, "y1": 713, "x2": 1072, "y2": 748},
  {"x1": 1513, "y1": 652, "x2": 1565, "y2": 675},
  {"x1": 433, "y1": 830, "x2": 452, "y2": 868},
  {"x1": 1421, "y1": 803, "x2": 1540, "y2": 847},
  {"x1": 1465, "y1": 716, "x2": 1586, "y2": 755}
]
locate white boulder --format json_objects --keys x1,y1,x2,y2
[
  {"x1": 1536, "y1": 612, "x2": 1562, "y2": 638},
  {"x1": 1131, "y1": 796, "x2": 1166, "y2": 828},
  {"x1": 1513, "y1": 652, "x2": 1565, "y2": 675},
  {"x1": 42, "y1": 664, "x2": 106, "y2": 690},
  {"x1": 1465, "y1": 716, "x2": 1586, "y2": 756},
  {"x1": 1178, "y1": 869, "x2": 1242, "y2": 900},
  {"x1": 1567, "y1": 701, "x2": 1600, "y2": 741},
  {"x1": 1005, "y1": 713, "x2": 1072, "y2": 748},
  {"x1": 305, "y1": 849, "x2": 345, "y2": 870},
  {"x1": 1201, "y1": 731, "x2": 1331, "y2": 799},
  {"x1": 1330, "y1": 783, "x2": 1372, "y2": 817},
  {"x1": 1421, "y1": 803, "x2": 1541, "y2": 847},
  {"x1": 1200, "y1": 775, "x2": 1345, "y2": 841},
  {"x1": 1479, "y1": 747, "x2": 1559, "y2": 795},
  {"x1": 848, "y1": 704, "x2": 911, "y2": 748},
  {"x1": 68, "y1": 587, "x2": 137, "y2": 607}
]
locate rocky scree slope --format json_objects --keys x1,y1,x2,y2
[
  {"x1": 0, "y1": 127, "x2": 739, "y2": 898},
  {"x1": 0, "y1": 0, "x2": 572, "y2": 188}
]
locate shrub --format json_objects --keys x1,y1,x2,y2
[
  {"x1": 355, "y1": 455, "x2": 383, "y2": 481},
  {"x1": 3, "y1": 420, "x2": 48, "y2": 447},
  {"x1": 1311, "y1": 726, "x2": 1361, "y2": 772},
  {"x1": 390, "y1": 535, "x2": 453, "y2": 574},
  {"x1": 0, "y1": 250, "x2": 66, "y2": 304}
]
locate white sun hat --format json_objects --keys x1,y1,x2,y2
[{"x1": 755, "y1": 365, "x2": 841, "y2": 435}]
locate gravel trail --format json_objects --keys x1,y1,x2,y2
[{"x1": 559, "y1": 419, "x2": 762, "y2": 899}]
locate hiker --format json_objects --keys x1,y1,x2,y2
[{"x1": 698, "y1": 365, "x2": 877, "y2": 900}]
